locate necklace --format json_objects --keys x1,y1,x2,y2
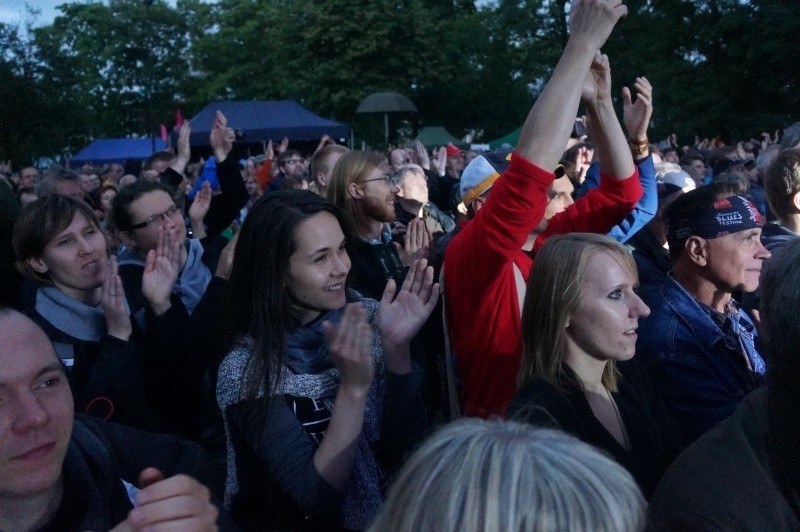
[{"x1": 606, "y1": 388, "x2": 631, "y2": 451}]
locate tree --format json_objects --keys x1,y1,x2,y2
[
  {"x1": 193, "y1": 0, "x2": 448, "y2": 142},
  {"x1": 0, "y1": 22, "x2": 85, "y2": 165},
  {"x1": 34, "y1": 0, "x2": 197, "y2": 139}
]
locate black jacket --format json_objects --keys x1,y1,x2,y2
[{"x1": 39, "y1": 415, "x2": 239, "y2": 531}]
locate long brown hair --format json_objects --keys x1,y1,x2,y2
[{"x1": 327, "y1": 150, "x2": 387, "y2": 235}]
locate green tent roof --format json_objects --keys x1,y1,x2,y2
[
  {"x1": 414, "y1": 126, "x2": 466, "y2": 148},
  {"x1": 488, "y1": 126, "x2": 522, "y2": 149}
]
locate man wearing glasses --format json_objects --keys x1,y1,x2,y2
[{"x1": 271, "y1": 150, "x2": 308, "y2": 191}]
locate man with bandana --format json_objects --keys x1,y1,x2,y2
[{"x1": 635, "y1": 183, "x2": 771, "y2": 443}]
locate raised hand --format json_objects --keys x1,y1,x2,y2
[
  {"x1": 174, "y1": 121, "x2": 191, "y2": 171},
  {"x1": 377, "y1": 258, "x2": 439, "y2": 353},
  {"x1": 433, "y1": 147, "x2": 447, "y2": 177},
  {"x1": 278, "y1": 136, "x2": 289, "y2": 154},
  {"x1": 581, "y1": 52, "x2": 612, "y2": 110},
  {"x1": 568, "y1": 0, "x2": 628, "y2": 52},
  {"x1": 210, "y1": 111, "x2": 232, "y2": 162},
  {"x1": 394, "y1": 217, "x2": 432, "y2": 267},
  {"x1": 188, "y1": 180, "x2": 212, "y2": 235},
  {"x1": 622, "y1": 76, "x2": 653, "y2": 144},
  {"x1": 414, "y1": 140, "x2": 431, "y2": 170},
  {"x1": 102, "y1": 255, "x2": 133, "y2": 341},
  {"x1": 323, "y1": 303, "x2": 374, "y2": 397},
  {"x1": 215, "y1": 233, "x2": 238, "y2": 280},
  {"x1": 142, "y1": 225, "x2": 181, "y2": 316},
  {"x1": 110, "y1": 468, "x2": 218, "y2": 532},
  {"x1": 264, "y1": 139, "x2": 274, "y2": 160}
]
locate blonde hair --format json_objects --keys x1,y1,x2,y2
[
  {"x1": 369, "y1": 418, "x2": 646, "y2": 532},
  {"x1": 518, "y1": 233, "x2": 638, "y2": 392},
  {"x1": 326, "y1": 150, "x2": 386, "y2": 234}
]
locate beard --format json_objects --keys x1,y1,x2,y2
[{"x1": 360, "y1": 194, "x2": 396, "y2": 223}]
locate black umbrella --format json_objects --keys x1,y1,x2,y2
[{"x1": 356, "y1": 92, "x2": 417, "y2": 144}]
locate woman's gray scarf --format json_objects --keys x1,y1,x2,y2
[
  {"x1": 217, "y1": 297, "x2": 385, "y2": 530},
  {"x1": 35, "y1": 286, "x2": 108, "y2": 342},
  {"x1": 284, "y1": 309, "x2": 341, "y2": 374}
]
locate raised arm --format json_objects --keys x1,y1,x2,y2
[
  {"x1": 582, "y1": 53, "x2": 635, "y2": 180},
  {"x1": 517, "y1": 0, "x2": 628, "y2": 169}
]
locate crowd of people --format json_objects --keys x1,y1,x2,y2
[{"x1": 1, "y1": 0, "x2": 799, "y2": 530}]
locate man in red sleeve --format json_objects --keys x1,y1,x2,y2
[{"x1": 444, "y1": 0, "x2": 641, "y2": 418}]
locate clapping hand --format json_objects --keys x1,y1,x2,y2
[
  {"x1": 581, "y1": 52, "x2": 612, "y2": 111},
  {"x1": 189, "y1": 181, "x2": 212, "y2": 221},
  {"x1": 210, "y1": 111, "x2": 233, "y2": 162},
  {"x1": 102, "y1": 255, "x2": 133, "y2": 341},
  {"x1": 568, "y1": 0, "x2": 628, "y2": 53},
  {"x1": 622, "y1": 76, "x2": 653, "y2": 145},
  {"x1": 142, "y1": 225, "x2": 181, "y2": 316},
  {"x1": 172, "y1": 122, "x2": 191, "y2": 175},
  {"x1": 324, "y1": 303, "x2": 374, "y2": 397},
  {"x1": 394, "y1": 217, "x2": 432, "y2": 267},
  {"x1": 377, "y1": 259, "x2": 439, "y2": 372},
  {"x1": 433, "y1": 147, "x2": 447, "y2": 177},
  {"x1": 414, "y1": 140, "x2": 431, "y2": 170}
]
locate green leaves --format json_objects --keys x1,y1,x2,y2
[{"x1": 4, "y1": 0, "x2": 800, "y2": 163}]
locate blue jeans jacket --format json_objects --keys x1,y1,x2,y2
[{"x1": 635, "y1": 275, "x2": 765, "y2": 442}]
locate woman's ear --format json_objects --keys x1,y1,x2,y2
[{"x1": 27, "y1": 256, "x2": 49, "y2": 275}]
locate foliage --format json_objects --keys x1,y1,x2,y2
[
  {"x1": 0, "y1": 23, "x2": 84, "y2": 164},
  {"x1": 33, "y1": 0, "x2": 198, "y2": 138},
  {"x1": 4, "y1": 0, "x2": 800, "y2": 163}
]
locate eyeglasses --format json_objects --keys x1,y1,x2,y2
[
  {"x1": 362, "y1": 173, "x2": 400, "y2": 186},
  {"x1": 283, "y1": 159, "x2": 304, "y2": 165},
  {"x1": 128, "y1": 204, "x2": 181, "y2": 230}
]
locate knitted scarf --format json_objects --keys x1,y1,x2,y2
[
  {"x1": 35, "y1": 286, "x2": 107, "y2": 342},
  {"x1": 217, "y1": 297, "x2": 385, "y2": 530}
]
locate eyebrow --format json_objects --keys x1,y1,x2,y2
[
  {"x1": 38, "y1": 364, "x2": 66, "y2": 377},
  {"x1": 0, "y1": 363, "x2": 65, "y2": 389},
  {"x1": 305, "y1": 238, "x2": 346, "y2": 258}
]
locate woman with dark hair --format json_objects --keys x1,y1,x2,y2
[
  {"x1": 216, "y1": 189, "x2": 437, "y2": 530},
  {"x1": 509, "y1": 233, "x2": 680, "y2": 498},
  {"x1": 11, "y1": 194, "x2": 197, "y2": 436}
]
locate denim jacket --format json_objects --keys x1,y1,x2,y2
[{"x1": 635, "y1": 274, "x2": 765, "y2": 442}]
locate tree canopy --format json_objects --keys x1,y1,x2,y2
[{"x1": 3, "y1": 0, "x2": 800, "y2": 164}]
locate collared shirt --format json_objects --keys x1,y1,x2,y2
[{"x1": 698, "y1": 298, "x2": 766, "y2": 375}]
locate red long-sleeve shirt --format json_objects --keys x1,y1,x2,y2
[{"x1": 444, "y1": 153, "x2": 642, "y2": 417}]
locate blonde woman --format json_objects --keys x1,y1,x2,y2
[
  {"x1": 510, "y1": 233, "x2": 679, "y2": 498},
  {"x1": 370, "y1": 418, "x2": 646, "y2": 532}
]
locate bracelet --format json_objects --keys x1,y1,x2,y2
[{"x1": 629, "y1": 138, "x2": 649, "y2": 157}]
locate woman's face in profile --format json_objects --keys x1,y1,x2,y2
[{"x1": 564, "y1": 251, "x2": 650, "y2": 364}]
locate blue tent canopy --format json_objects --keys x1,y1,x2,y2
[
  {"x1": 188, "y1": 100, "x2": 349, "y2": 146},
  {"x1": 71, "y1": 137, "x2": 167, "y2": 165}
]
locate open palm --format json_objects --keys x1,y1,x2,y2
[{"x1": 377, "y1": 259, "x2": 439, "y2": 348}]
